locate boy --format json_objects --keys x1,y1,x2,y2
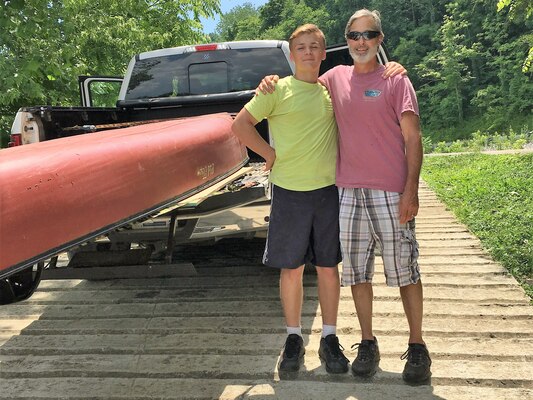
[{"x1": 231, "y1": 24, "x2": 348, "y2": 374}]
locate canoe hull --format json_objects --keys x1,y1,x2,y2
[{"x1": 0, "y1": 113, "x2": 248, "y2": 277}]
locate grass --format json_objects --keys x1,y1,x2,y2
[{"x1": 421, "y1": 153, "x2": 533, "y2": 299}]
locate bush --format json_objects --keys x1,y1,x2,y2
[{"x1": 424, "y1": 124, "x2": 532, "y2": 154}]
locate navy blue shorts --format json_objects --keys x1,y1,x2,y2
[{"x1": 263, "y1": 184, "x2": 341, "y2": 269}]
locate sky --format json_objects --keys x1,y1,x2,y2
[{"x1": 200, "y1": 0, "x2": 269, "y2": 34}]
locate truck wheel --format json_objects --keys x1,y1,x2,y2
[{"x1": 0, "y1": 279, "x2": 16, "y2": 305}]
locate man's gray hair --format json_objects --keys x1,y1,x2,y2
[{"x1": 345, "y1": 9, "x2": 384, "y2": 37}]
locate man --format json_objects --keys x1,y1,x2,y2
[
  {"x1": 231, "y1": 24, "x2": 349, "y2": 374},
  {"x1": 320, "y1": 9, "x2": 431, "y2": 383},
  {"x1": 259, "y1": 10, "x2": 431, "y2": 383}
]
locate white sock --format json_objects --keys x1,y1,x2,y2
[
  {"x1": 286, "y1": 326, "x2": 302, "y2": 337},
  {"x1": 322, "y1": 324, "x2": 336, "y2": 338}
]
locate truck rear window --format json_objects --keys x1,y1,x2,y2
[{"x1": 125, "y1": 48, "x2": 293, "y2": 100}]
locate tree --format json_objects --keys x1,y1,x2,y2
[
  {"x1": 213, "y1": 3, "x2": 261, "y2": 41},
  {"x1": 2, "y1": 0, "x2": 530, "y2": 148},
  {"x1": 0, "y1": 0, "x2": 220, "y2": 146},
  {"x1": 259, "y1": 0, "x2": 287, "y2": 31},
  {"x1": 259, "y1": 1, "x2": 330, "y2": 42},
  {"x1": 472, "y1": 6, "x2": 533, "y2": 130},
  {"x1": 415, "y1": 2, "x2": 479, "y2": 135},
  {"x1": 497, "y1": 0, "x2": 533, "y2": 72}
]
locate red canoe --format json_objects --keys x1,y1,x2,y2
[{"x1": 0, "y1": 113, "x2": 248, "y2": 278}]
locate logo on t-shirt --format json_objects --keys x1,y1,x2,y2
[{"x1": 364, "y1": 90, "x2": 382, "y2": 97}]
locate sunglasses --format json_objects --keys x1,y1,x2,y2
[{"x1": 346, "y1": 31, "x2": 381, "y2": 41}]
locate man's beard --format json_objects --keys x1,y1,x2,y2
[{"x1": 349, "y1": 45, "x2": 379, "y2": 64}]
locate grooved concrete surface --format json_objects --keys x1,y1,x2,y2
[{"x1": 0, "y1": 182, "x2": 532, "y2": 399}]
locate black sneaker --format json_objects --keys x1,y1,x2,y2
[
  {"x1": 401, "y1": 343, "x2": 432, "y2": 383},
  {"x1": 279, "y1": 334, "x2": 305, "y2": 372},
  {"x1": 351, "y1": 336, "x2": 380, "y2": 376},
  {"x1": 318, "y1": 334, "x2": 349, "y2": 374}
]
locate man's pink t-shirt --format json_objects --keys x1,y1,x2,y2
[{"x1": 320, "y1": 64, "x2": 419, "y2": 193}]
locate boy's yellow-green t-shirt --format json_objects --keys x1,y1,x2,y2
[{"x1": 244, "y1": 76, "x2": 338, "y2": 191}]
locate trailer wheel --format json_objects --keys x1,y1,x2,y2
[
  {"x1": 0, "y1": 279, "x2": 16, "y2": 304},
  {"x1": 0, "y1": 263, "x2": 44, "y2": 305}
]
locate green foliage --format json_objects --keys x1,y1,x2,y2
[
  {"x1": 211, "y1": 3, "x2": 261, "y2": 41},
  {"x1": 0, "y1": 0, "x2": 220, "y2": 145},
  {"x1": 389, "y1": 0, "x2": 532, "y2": 139},
  {"x1": 414, "y1": 1, "x2": 480, "y2": 130},
  {"x1": 259, "y1": 1, "x2": 331, "y2": 42},
  {"x1": 497, "y1": 0, "x2": 533, "y2": 16},
  {"x1": 2, "y1": 0, "x2": 532, "y2": 149},
  {"x1": 88, "y1": 81, "x2": 123, "y2": 108},
  {"x1": 230, "y1": 0, "x2": 531, "y2": 145},
  {"x1": 421, "y1": 136, "x2": 434, "y2": 154},
  {"x1": 471, "y1": 13, "x2": 533, "y2": 132},
  {"x1": 424, "y1": 124, "x2": 532, "y2": 153},
  {"x1": 497, "y1": 0, "x2": 533, "y2": 72},
  {"x1": 422, "y1": 153, "x2": 533, "y2": 298},
  {"x1": 392, "y1": 24, "x2": 440, "y2": 89},
  {"x1": 260, "y1": 0, "x2": 288, "y2": 31}
]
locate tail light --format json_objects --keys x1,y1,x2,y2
[
  {"x1": 183, "y1": 43, "x2": 230, "y2": 53},
  {"x1": 11, "y1": 111, "x2": 40, "y2": 145},
  {"x1": 194, "y1": 44, "x2": 219, "y2": 52},
  {"x1": 8, "y1": 133, "x2": 22, "y2": 147}
]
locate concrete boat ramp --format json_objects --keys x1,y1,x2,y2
[{"x1": 0, "y1": 183, "x2": 531, "y2": 399}]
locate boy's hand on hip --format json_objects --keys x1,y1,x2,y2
[{"x1": 263, "y1": 148, "x2": 276, "y2": 171}]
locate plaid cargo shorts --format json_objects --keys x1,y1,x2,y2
[{"x1": 339, "y1": 187, "x2": 420, "y2": 287}]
